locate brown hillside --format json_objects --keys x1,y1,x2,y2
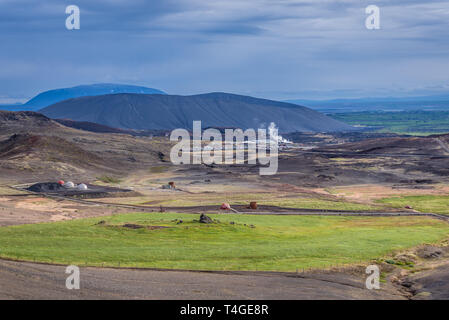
[{"x1": 0, "y1": 133, "x2": 105, "y2": 167}]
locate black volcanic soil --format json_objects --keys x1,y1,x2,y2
[
  {"x1": 313, "y1": 134, "x2": 449, "y2": 156},
  {"x1": 270, "y1": 134, "x2": 449, "y2": 187},
  {"x1": 26, "y1": 182, "x2": 134, "y2": 199},
  {"x1": 284, "y1": 131, "x2": 403, "y2": 146}
]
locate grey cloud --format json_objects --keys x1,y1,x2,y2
[{"x1": 0, "y1": 0, "x2": 448, "y2": 100}]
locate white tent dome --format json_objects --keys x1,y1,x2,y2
[
  {"x1": 63, "y1": 181, "x2": 75, "y2": 188},
  {"x1": 77, "y1": 183, "x2": 88, "y2": 190}
]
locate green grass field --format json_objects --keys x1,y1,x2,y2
[
  {"x1": 0, "y1": 213, "x2": 447, "y2": 272},
  {"x1": 377, "y1": 195, "x2": 449, "y2": 215}
]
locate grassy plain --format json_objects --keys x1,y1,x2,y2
[
  {"x1": 377, "y1": 195, "x2": 449, "y2": 215},
  {"x1": 0, "y1": 213, "x2": 447, "y2": 271}
]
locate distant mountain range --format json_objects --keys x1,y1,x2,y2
[
  {"x1": 3, "y1": 84, "x2": 449, "y2": 115},
  {"x1": 0, "y1": 84, "x2": 166, "y2": 111},
  {"x1": 286, "y1": 94, "x2": 449, "y2": 113},
  {"x1": 40, "y1": 92, "x2": 354, "y2": 133}
]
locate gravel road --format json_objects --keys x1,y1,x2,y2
[{"x1": 0, "y1": 259, "x2": 403, "y2": 300}]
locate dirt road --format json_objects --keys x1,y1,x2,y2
[{"x1": 0, "y1": 259, "x2": 403, "y2": 300}]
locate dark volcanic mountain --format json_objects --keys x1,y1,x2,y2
[{"x1": 40, "y1": 92, "x2": 354, "y2": 132}]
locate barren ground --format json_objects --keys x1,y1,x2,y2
[
  {"x1": 0, "y1": 259, "x2": 403, "y2": 300},
  {"x1": 1, "y1": 115, "x2": 448, "y2": 299}
]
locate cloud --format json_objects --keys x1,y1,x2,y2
[{"x1": 0, "y1": 0, "x2": 448, "y2": 99}]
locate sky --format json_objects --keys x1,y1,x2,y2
[{"x1": 1, "y1": 0, "x2": 449, "y2": 103}]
